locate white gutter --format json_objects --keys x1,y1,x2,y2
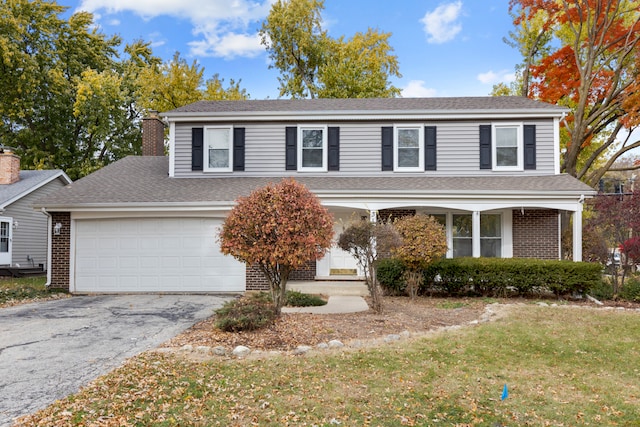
[{"x1": 40, "y1": 207, "x2": 52, "y2": 289}]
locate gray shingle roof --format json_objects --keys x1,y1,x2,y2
[
  {"x1": 34, "y1": 157, "x2": 595, "y2": 210},
  {"x1": 0, "y1": 170, "x2": 69, "y2": 208},
  {"x1": 163, "y1": 96, "x2": 567, "y2": 116}
]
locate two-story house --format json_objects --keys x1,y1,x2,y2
[{"x1": 35, "y1": 97, "x2": 595, "y2": 294}]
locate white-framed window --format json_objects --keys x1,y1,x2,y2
[
  {"x1": 298, "y1": 126, "x2": 327, "y2": 171},
  {"x1": 493, "y1": 123, "x2": 523, "y2": 170},
  {"x1": 394, "y1": 125, "x2": 423, "y2": 171},
  {"x1": 480, "y1": 214, "x2": 502, "y2": 257},
  {"x1": 204, "y1": 126, "x2": 232, "y2": 172},
  {"x1": 452, "y1": 214, "x2": 473, "y2": 257},
  {"x1": 425, "y1": 210, "x2": 508, "y2": 259}
]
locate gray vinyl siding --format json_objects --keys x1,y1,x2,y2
[
  {"x1": 173, "y1": 119, "x2": 556, "y2": 177},
  {"x1": 3, "y1": 178, "x2": 67, "y2": 267}
]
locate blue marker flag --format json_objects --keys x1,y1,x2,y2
[{"x1": 501, "y1": 384, "x2": 509, "y2": 400}]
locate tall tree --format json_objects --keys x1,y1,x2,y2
[
  {"x1": 260, "y1": 0, "x2": 401, "y2": 99},
  {"x1": 508, "y1": 0, "x2": 640, "y2": 187},
  {"x1": 137, "y1": 52, "x2": 249, "y2": 113}
]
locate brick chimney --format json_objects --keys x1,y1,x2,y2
[
  {"x1": 142, "y1": 110, "x2": 166, "y2": 156},
  {"x1": 0, "y1": 151, "x2": 20, "y2": 185}
]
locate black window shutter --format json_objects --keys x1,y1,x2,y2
[
  {"x1": 523, "y1": 124, "x2": 536, "y2": 170},
  {"x1": 192, "y1": 128, "x2": 203, "y2": 171},
  {"x1": 328, "y1": 127, "x2": 340, "y2": 171},
  {"x1": 233, "y1": 127, "x2": 245, "y2": 171},
  {"x1": 479, "y1": 124, "x2": 492, "y2": 170},
  {"x1": 424, "y1": 126, "x2": 437, "y2": 171},
  {"x1": 381, "y1": 126, "x2": 393, "y2": 171},
  {"x1": 285, "y1": 127, "x2": 297, "y2": 170}
]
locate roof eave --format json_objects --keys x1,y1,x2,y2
[{"x1": 162, "y1": 109, "x2": 569, "y2": 123}]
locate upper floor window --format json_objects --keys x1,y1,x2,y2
[
  {"x1": 204, "y1": 127, "x2": 232, "y2": 172},
  {"x1": 298, "y1": 126, "x2": 327, "y2": 171},
  {"x1": 394, "y1": 126, "x2": 424, "y2": 171},
  {"x1": 493, "y1": 124, "x2": 523, "y2": 170}
]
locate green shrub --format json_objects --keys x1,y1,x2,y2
[
  {"x1": 620, "y1": 276, "x2": 640, "y2": 302},
  {"x1": 587, "y1": 279, "x2": 614, "y2": 301},
  {"x1": 376, "y1": 258, "x2": 406, "y2": 295},
  {"x1": 424, "y1": 258, "x2": 603, "y2": 297},
  {"x1": 285, "y1": 290, "x2": 327, "y2": 307},
  {"x1": 214, "y1": 293, "x2": 277, "y2": 332}
]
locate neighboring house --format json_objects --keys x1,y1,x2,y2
[
  {"x1": 35, "y1": 97, "x2": 596, "y2": 294},
  {"x1": 0, "y1": 151, "x2": 71, "y2": 272}
]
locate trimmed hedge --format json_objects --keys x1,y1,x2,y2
[{"x1": 378, "y1": 257, "x2": 603, "y2": 298}]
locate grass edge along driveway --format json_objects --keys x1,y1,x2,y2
[{"x1": 18, "y1": 304, "x2": 640, "y2": 426}]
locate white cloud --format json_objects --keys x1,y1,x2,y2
[
  {"x1": 107, "y1": 18, "x2": 120, "y2": 26},
  {"x1": 401, "y1": 80, "x2": 438, "y2": 98},
  {"x1": 76, "y1": 0, "x2": 272, "y2": 58},
  {"x1": 477, "y1": 70, "x2": 516, "y2": 85},
  {"x1": 420, "y1": 1, "x2": 463, "y2": 44},
  {"x1": 189, "y1": 32, "x2": 263, "y2": 59}
]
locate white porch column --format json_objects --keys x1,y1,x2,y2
[
  {"x1": 572, "y1": 204, "x2": 583, "y2": 262},
  {"x1": 472, "y1": 211, "x2": 481, "y2": 257}
]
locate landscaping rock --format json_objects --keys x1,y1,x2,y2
[
  {"x1": 293, "y1": 345, "x2": 313, "y2": 355},
  {"x1": 180, "y1": 344, "x2": 193, "y2": 352},
  {"x1": 196, "y1": 346, "x2": 211, "y2": 355},
  {"x1": 232, "y1": 345, "x2": 251, "y2": 358},
  {"x1": 384, "y1": 334, "x2": 401, "y2": 343},
  {"x1": 213, "y1": 346, "x2": 228, "y2": 356},
  {"x1": 316, "y1": 342, "x2": 329, "y2": 350},
  {"x1": 328, "y1": 339, "x2": 344, "y2": 349}
]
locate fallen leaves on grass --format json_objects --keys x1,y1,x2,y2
[{"x1": 164, "y1": 297, "x2": 487, "y2": 352}]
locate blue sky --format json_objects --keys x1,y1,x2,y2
[{"x1": 64, "y1": 0, "x2": 522, "y2": 100}]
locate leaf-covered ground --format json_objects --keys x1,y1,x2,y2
[
  {"x1": 15, "y1": 299, "x2": 640, "y2": 426},
  {"x1": 162, "y1": 297, "x2": 488, "y2": 352}
]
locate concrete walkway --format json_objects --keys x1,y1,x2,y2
[
  {"x1": 282, "y1": 295, "x2": 370, "y2": 314},
  {"x1": 284, "y1": 280, "x2": 370, "y2": 314}
]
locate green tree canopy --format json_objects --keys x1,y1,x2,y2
[
  {"x1": 260, "y1": 0, "x2": 401, "y2": 99},
  {"x1": 0, "y1": 1, "x2": 248, "y2": 180}
]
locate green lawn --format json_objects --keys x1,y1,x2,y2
[
  {"x1": 18, "y1": 304, "x2": 640, "y2": 426},
  {"x1": 0, "y1": 275, "x2": 66, "y2": 306}
]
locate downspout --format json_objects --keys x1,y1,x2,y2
[{"x1": 41, "y1": 208, "x2": 52, "y2": 289}]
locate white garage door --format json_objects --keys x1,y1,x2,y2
[{"x1": 74, "y1": 218, "x2": 245, "y2": 293}]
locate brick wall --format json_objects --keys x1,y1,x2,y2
[
  {"x1": 378, "y1": 208, "x2": 416, "y2": 222},
  {"x1": 246, "y1": 260, "x2": 317, "y2": 291},
  {"x1": 512, "y1": 209, "x2": 559, "y2": 259},
  {"x1": 141, "y1": 112, "x2": 165, "y2": 156},
  {"x1": 0, "y1": 153, "x2": 20, "y2": 185},
  {"x1": 50, "y1": 212, "x2": 71, "y2": 290}
]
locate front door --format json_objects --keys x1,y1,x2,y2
[{"x1": 0, "y1": 217, "x2": 12, "y2": 265}]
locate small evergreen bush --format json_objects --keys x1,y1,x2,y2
[
  {"x1": 377, "y1": 258, "x2": 406, "y2": 295},
  {"x1": 214, "y1": 292, "x2": 277, "y2": 332},
  {"x1": 587, "y1": 280, "x2": 614, "y2": 301},
  {"x1": 620, "y1": 276, "x2": 640, "y2": 302},
  {"x1": 285, "y1": 290, "x2": 327, "y2": 306}
]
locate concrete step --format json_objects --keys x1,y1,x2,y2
[{"x1": 288, "y1": 280, "x2": 368, "y2": 296}]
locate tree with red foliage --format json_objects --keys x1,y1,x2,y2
[
  {"x1": 620, "y1": 236, "x2": 640, "y2": 266},
  {"x1": 585, "y1": 188, "x2": 640, "y2": 293},
  {"x1": 219, "y1": 179, "x2": 334, "y2": 314},
  {"x1": 508, "y1": 0, "x2": 640, "y2": 186}
]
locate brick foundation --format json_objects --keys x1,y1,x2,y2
[
  {"x1": 50, "y1": 212, "x2": 71, "y2": 289},
  {"x1": 246, "y1": 260, "x2": 317, "y2": 291},
  {"x1": 512, "y1": 209, "x2": 559, "y2": 259}
]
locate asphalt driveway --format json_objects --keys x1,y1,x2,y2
[{"x1": 0, "y1": 294, "x2": 232, "y2": 426}]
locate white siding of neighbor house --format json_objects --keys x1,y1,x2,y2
[
  {"x1": 173, "y1": 119, "x2": 557, "y2": 177},
  {"x1": 3, "y1": 178, "x2": 67, "y2": 267}
]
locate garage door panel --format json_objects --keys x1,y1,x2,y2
[{"x1": 75, "y1": 218, "x2": 245, "y2": 293}]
